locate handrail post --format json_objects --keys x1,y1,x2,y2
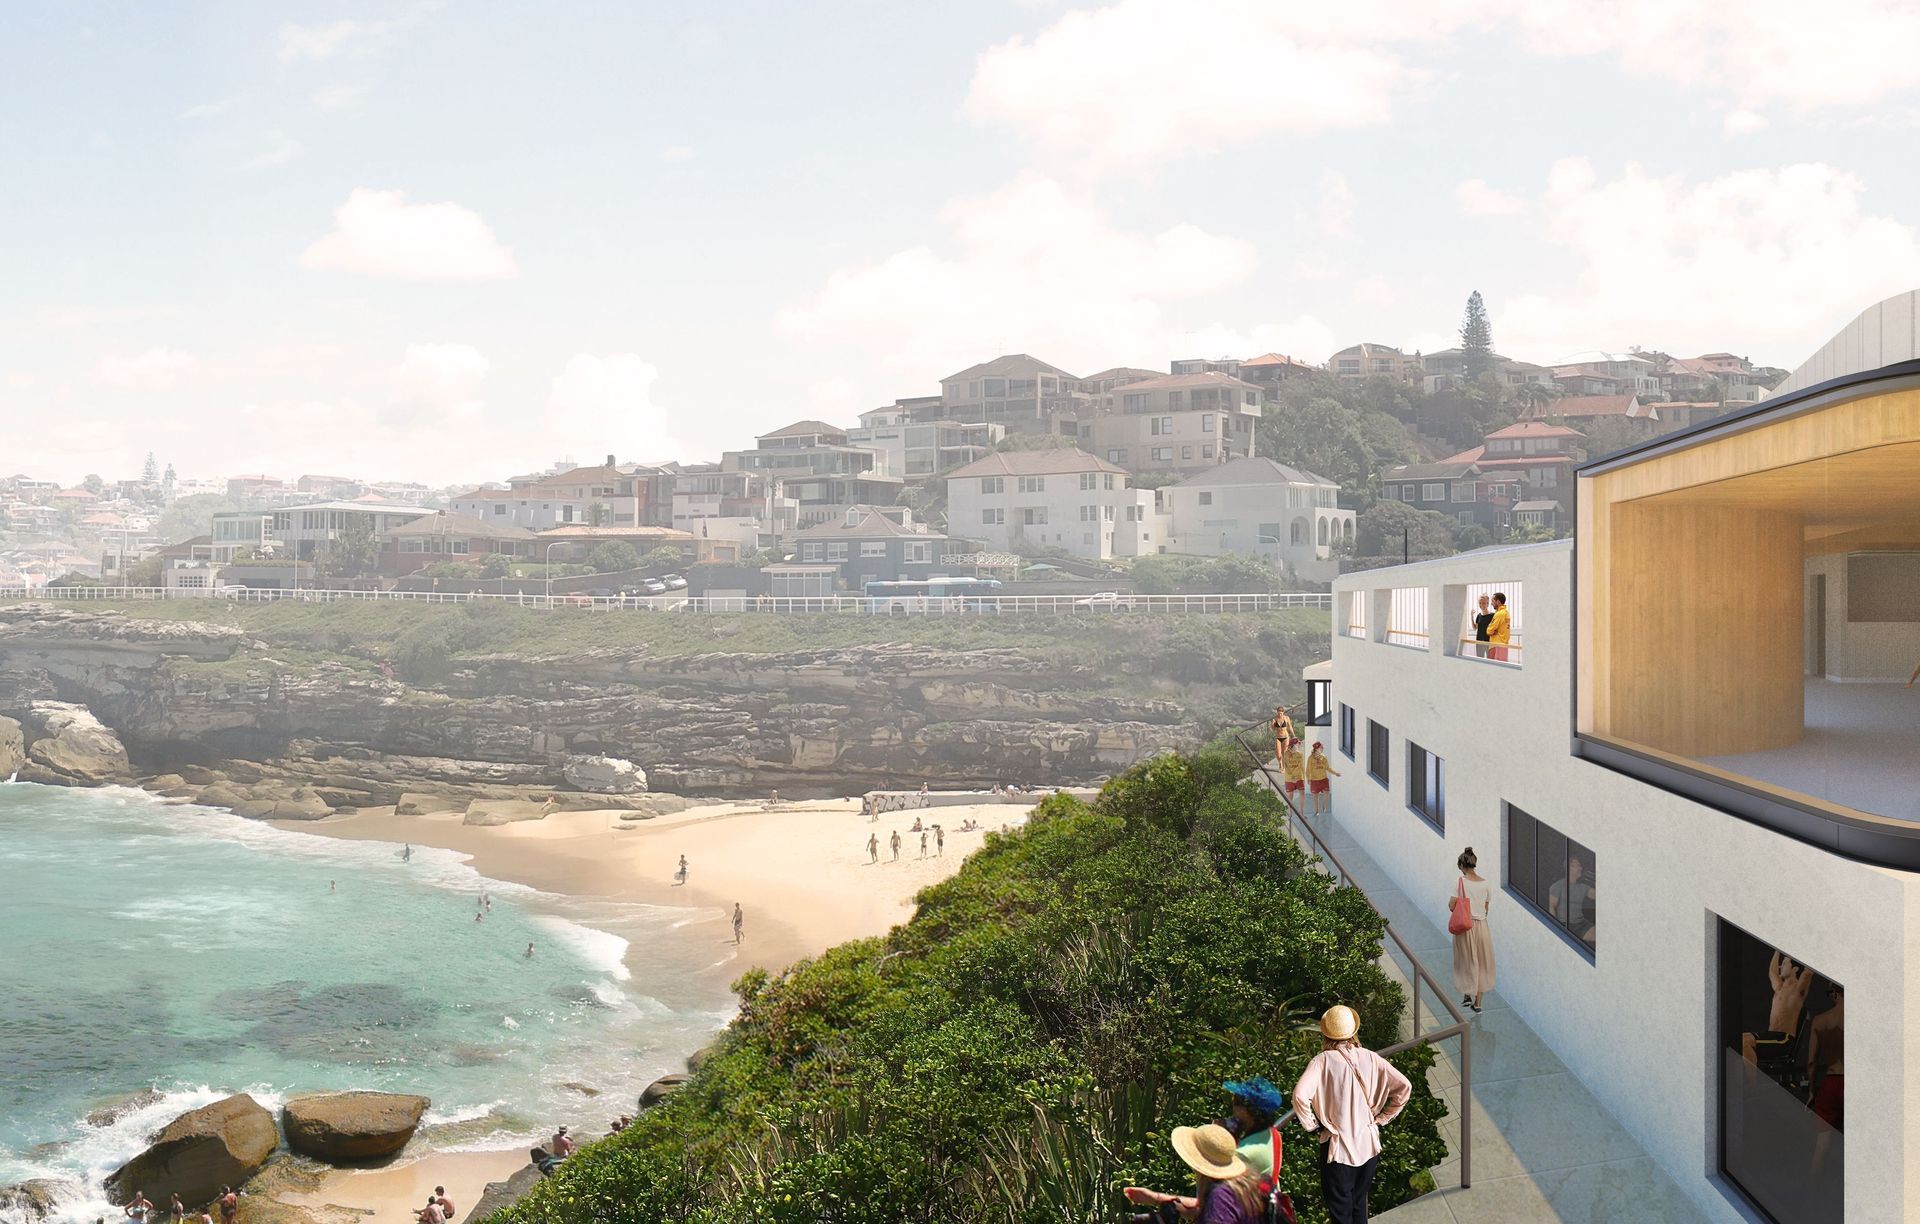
[{"x1": 1460, "y1": 1020, "x2": 1472, "y2": 1189}]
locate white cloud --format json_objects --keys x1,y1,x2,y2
[
  {"x1": 659, "y1": 145, "x2": 695, "y2": 163},
  {"x1": 967, "y1": 0, "x2": 1920, "y2": 168},
  {"x1": 777, "y1": 171, "x2": 1337, "y2": 392},
  {"x1": 1723, "y1": 108, "x2": 1769, "y2": 135},
  {"x1": 1500, "y1": 159, "x2": 1920, "y2": 360},
  {"x1": 180, "y1": 97, "x2": 240, "y2": 120},
  {"x1": 965, "y1": 0, "x2": 1412, "y2": 169},
  {"x1": 1318, "y1": 171, "x2": 1356, "y2": 238},
  {"x1": 278, "y1": 20, "x2": 366, "y2": 63},
  {"x1": 391, "y1": 343, "x2": 489, "y2": 425},
  {"x1": 543, "y1": 354, "x2": 681, "y2": 463},
  {"x1": 1455, "y1": 178, "x2": 1525, "y2": 216},
  {"x1": 97, "y1": 347, "x2": 198, "y2": 390},
  {"x1": 300, "y1": 189, "x2": 517, "y2": 282},
  {"x1": 312, "y1": 83, "x2": 370, "y2": 110}
]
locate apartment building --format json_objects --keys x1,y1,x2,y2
[
  {"x1": 936, "y1": 354, "x2": 1090, "y2": 436},
  {"x1": 1525, "y1": 393, "x2": 1660, "y2": 431},
  {"x1": 210, "y1": 501, "x2": 432, "y2": 563},
  {"x1": 846, "y1": 418, "x2": 1002, "y2": 480},
  {"x1": 945, "y1": 449, "x2": 1160, "y2": 560},
  {"x1": 1239, "y1": 352, "x2": 1319, "y2": 400},
  {"x1": 1549, "y1": 351, "x2": 1665, "y2": 398},
  {"x1": 1327, "y1": 342, "x2": 1422, "y2": 383},
  {"x1": 1419, "y1": 348, "x2": 1557, "y2": 393},
  {"x1": 1319, "y1": 292, "x2": 1920, "y2": 1224},
  {"x1": 450, "y1": 459, "x2": 656, "y2": 531},
  {"x1": 720, "y1": 421, "x2": 904, "y2": 523},
  {"x1": 1081, "y1": 372, "x2": 1262, "y2": 476},
  {"x1": 789, "y1": 505, "x2": 951, "y2": 589},
  {"x1": 1158, "y1": 457, "x2": 1352, "y2": 579},
  {"x1": 1169, "y1": 357, "x2": 1242, "y2": 377}
]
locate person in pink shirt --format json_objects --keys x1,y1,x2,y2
[{"x1": 1291, "y1": 1005, "x2": 1413, "y2": 1224}]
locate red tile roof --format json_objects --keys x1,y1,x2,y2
[
  {"x1": 1485, "y1": 421, "x2": 1585, "y2": 440},
  {"x1": 1529, "y1": 394, "x2": 1647, "y2": 419}
]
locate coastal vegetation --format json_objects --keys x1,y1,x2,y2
[{"x1": 487, "y1": 747, "x2": 1447, "y2": 1222}]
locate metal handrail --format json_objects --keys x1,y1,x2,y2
[{"x1": 1234, "y1": 722, "x2": 1472, "y2": 1189}]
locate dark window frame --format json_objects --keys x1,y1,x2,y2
[
  {"x1": 1502, "y1": 803, "x2": 1596, "y2": 963},
  {"x1": 1306, "y1": 679, "x2": 1333, "y2": 727},
  {"x1": 1406, "y1": 742, "x2": 1445, "y2": 832},
  {"x1": 1367, "y1": 719, "x2": 1389, "y2": 788},
  {"x1": 1338, "y1": 704, "x2": 1355, "y2": 760}
]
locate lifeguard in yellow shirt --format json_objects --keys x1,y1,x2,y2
[
  {"x1": 1280, "y1": 739, "x2": 1307, "y2": 804},
  {"x1": 1487, "y1": 592, "x2": 1512, "y2": 662},
  {"x1": 1307, "y1": 741, "x2": 1342, "y2": 815}
]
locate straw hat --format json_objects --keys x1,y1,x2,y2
[
  {"x1": 1319, "y1": 1004, "x2": 1360, "y2": 1041},
  {"x1": 1169, "y1": 1123, "x2": 1249, "y2": 1180}
]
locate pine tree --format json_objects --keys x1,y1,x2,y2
[
  {"x1": 142, "y1": 452, "x2": 159, "y2": 484},
  {"x1": 1459, "y1": 290, "x2": 1494, "y2": 377},
  {"x1": 162, "y1": 463, "x2": 176, "y2": 487}
]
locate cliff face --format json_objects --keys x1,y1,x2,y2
[{"x1": 0, "y1": 606, "x2": 1320, "y2": 800}]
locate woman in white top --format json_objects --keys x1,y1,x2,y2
[{"x1": 1450, "y1": 846, "x2": 1495, "y2": 1013}]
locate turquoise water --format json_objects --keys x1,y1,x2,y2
[{"x1": 0, "y1": 784, "x2": 736, "y2": 1222}]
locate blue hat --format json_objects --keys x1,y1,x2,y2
[{"x1": 1222, "y1": 1075, "x2": 1286, "y2": 1114}]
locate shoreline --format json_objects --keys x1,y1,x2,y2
[{"x1": 260, "y1": 793, "x2": 1028, "y2": 1220}]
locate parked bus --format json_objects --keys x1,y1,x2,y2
[{"x1": 862, "y1": 577, "x2": 1003, "y2": 613}]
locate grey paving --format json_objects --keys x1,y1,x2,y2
[{"x1": 1252, "y1": 780, "x2": 1709, "y2": 1223}]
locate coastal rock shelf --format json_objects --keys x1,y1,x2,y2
[{"x1": 0, "y1": 605, "x2": 1320, "y2": 798}]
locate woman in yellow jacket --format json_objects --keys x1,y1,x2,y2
[{"x1": 1487, "y1": 592, "x2": 1512, "y2": 663}]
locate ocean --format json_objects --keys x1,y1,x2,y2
[{"x1": 0, "y1": 783, "x2": 737, "y2": 1223}]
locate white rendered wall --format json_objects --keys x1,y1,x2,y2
[{"x1": 1331, "y1": 540, "x2": 1920, "y2": 1222}]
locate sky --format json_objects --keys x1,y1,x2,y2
[{"x1": 4, "y1": 0, "x2": 1920, "y2": 488}]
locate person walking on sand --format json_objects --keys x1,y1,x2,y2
[
  {"x1": 890, "y1": 830, "x2": 901, "y2": 861},
  {"x1": 675, "y1": 855, "x2": 689, "y2": 885},
  {"x1": 867, "y1": 832, "x2": 879, "y2": 863},
  {"x1": 1307, "y1": 741, "x2": 1341, "y2": 816},
  {"x1": 732, "y1": 902, "x2": 744, "y2": 944},
  {"x1": 1449, "y1": 848, "x2": 1495, "y2": 1013},
  {"x1": 1292, "y1": 1005, "x2": 1413, "y2": 1224},
  {"x1": 918, "y1": 829, "x2": 928, "y2": 858},
  {"x1": 934, "y1": 824, "x2": 944, "y2": 856}
]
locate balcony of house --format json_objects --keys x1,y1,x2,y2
[
  {"x1": 1577, "y1": 372, "x2": 1920, "y2": 848},
  {"x1": 1340, "y1": 553, "x2": 1537, "y2": 670}
]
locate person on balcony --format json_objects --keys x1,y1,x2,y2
[
  {"x1": 1271, "y1": 706, "x2": 1296, "y2": 759},
  {"x1": 1486, "y1": 593, "x2": 1512, "y2": 662},
  {"x1": 1279, "y1": 739, "x2": 1307, "y2": 806},
  {"x1": 1471, "y1": 593, "x2": 1494, "y2": 658}
]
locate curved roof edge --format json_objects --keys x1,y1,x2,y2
[{"x1": 1769, "y1": 288, "x2": 1920, "y2": 399}]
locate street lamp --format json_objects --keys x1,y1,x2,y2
[{"x1": 544, "y1": 541, "x2": 566, "y2": 606}]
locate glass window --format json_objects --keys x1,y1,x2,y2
[
  {"x1": 1715, "y1": 920, "x2": 1842, "y2": 1223},
  {"x1": 1199, "y1": 492, "x2": 1213, "y2": 506},
  {"x1": 980, "y1": 477, "x2": 1004, "y2": 494},
  {"x1": 1080, "y1": 473, "x2": 1097, "y2": 490},
  {"x1": 1422, "y1": 483, "x2": 1445, "y2": 501},
  {"x1": 1504, "y1": 805, "x2": 1595, "y2": 956},
  {"x1": 1182, "y1": 446, "x2": 1193, "y2": 460},
  {"x1": 1018, "y1": 476, "x2": 1044, "y2": 494},
  {"x1": 1308, "y1": 680, "x2": 1333, "y2": 727},
  {"x1": 860, "y1": 541, "x2": 886, "y2": 557},
  {"x1": 1202, "y1": 414, "x2": 1215, "y2": 432},
  {"x1": 1407, "y1": 743, "x2": 1444, "y2": 830},
  {"x1": 1367, "y1": 720, "x2": 1389, "y2": 787}
]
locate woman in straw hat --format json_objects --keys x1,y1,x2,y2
[
  {"x1": 1291, "y1": 1005, "x2": 1412, "y2": 1224},
  {"x1": 1122, "y1": 1121, "x2": 1265, "y2": 1222}
]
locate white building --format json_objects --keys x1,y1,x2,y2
[
  {"x1": 210, "y1": 501, "x2": 432, "y2": 563},
  {"x1": 944, "y1": 449, "x2": 1160, "y2": 560},
  {"x1": 1160, "y1": 457, "x2": 1353, "y2": 579},
  {"x1": 1319, "y1": 299, "x2": 1920, "y2": 1224}
]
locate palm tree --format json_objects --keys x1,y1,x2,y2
[{"x1": 1517, "y1": 382, "x2": 1560, "y2": 419}]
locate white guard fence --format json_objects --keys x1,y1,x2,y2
[{"x1": 0, "y1": 586, "x2": 1333, "y2": 616}]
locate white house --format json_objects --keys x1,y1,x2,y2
[
  {"x1": 945, "y1": 449, "x2": 1160, "y2": 560},
  {"x1": 1319, "y1": 298, "x2": 1920, "y2": 1224},
  {"x1": 1159, "y1": 457, "x2": 1353, "y2": 579}
]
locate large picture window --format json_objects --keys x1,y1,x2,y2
[
  {"x1": 1505, "y1": 805, "x2": 1595, "y2": 957},
  {"x1": 1715, "y1": 920, "x2": 1842, "y2": 1223},
  {"x1": 1367, "y1": 720, "x2": 1389, "y2": 788},
  {"x1": 1578, "y1": 380, "x2": 1920, "y2": 841},
  {"x1": 1407, "y1": 743, "x2": 1444, "y2": 831}
]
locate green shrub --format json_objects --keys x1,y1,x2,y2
[{"x1": 489, "y1": 750, "x2": 1447, "y2": 1223}]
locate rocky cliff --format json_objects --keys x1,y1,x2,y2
[{"x1": 0, "y1": 604, "x2": 1324, "y2": 802}]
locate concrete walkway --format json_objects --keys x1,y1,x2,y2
[{"x1": 1275, "y1": 794, "x2": 1709, "y2": 1223}]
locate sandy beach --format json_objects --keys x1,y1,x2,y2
[{"x1": 267, "y1": 793, "x2": 1032, "y2": 1220}]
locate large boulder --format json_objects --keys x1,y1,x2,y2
[
  {"x1": 281, "y1": 1092, "x2": 430, "y2": 1163},
  {"x1": 84, "y1": 1088, "x2": 165, "y2": 1128},
  {"x1": 562, "y1": 754, "x2": 649, "y2": 794},
  {"x1": 105, "y1": 1093, "x2": 276, "y2": 1206},
  {"x1": 471, "y1": 1162, "x2": 545, "y2": 1219},
  {"x1": 0, "y1": 715, "x2": 23, "y2": 779},
  {"x1": 23, "y1": 703, "x2": 129, "y2": 784},
  {"x1": 639, "y1": 1074, "x2": 690, "y2": 1108}
]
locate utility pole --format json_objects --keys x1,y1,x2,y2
[{"x1": 1403, "y1": 527, "x2": 1410, "y2": 566}]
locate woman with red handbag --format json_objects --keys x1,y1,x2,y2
[{"x1": 1449, "y1": 847, "x2": 1494, "y2": 1013}]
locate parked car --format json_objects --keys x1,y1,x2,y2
[
  {"x1": 641, "y1": 578, "x2": 668, "y2": 595},
  {"x1": 661, "y1": 573, "x2": 688, "y2": 589},
  {"x1": 1073, "y1": 591, "x2": 1135, "y2": 611}
]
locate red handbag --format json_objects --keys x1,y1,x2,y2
[
  {"x1": 1447, "y1": 877, "x2": 1474, "y2": 936},
  {"x1": 1260, "y1": 1124, "x2": 1297, "y2": 1224}
]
